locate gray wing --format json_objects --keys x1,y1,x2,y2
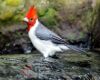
[
  {"x1": 35, "y1": 23, "x2": 87, "y2": 54},
  {"x1": 35, "y1": 23, "x2": 66, "y2": 44}
]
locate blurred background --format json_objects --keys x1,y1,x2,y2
[
  {"x1": 0, "y1": 0, "x2": 100, "y2": 53},
  {"x1": 0, "y1": 0, "x2": 100, "y2": 80}
]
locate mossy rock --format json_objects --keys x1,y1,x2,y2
[
  {"x1": 0, "y1": 10, "x2": 13, "y2": 20},
  {"x1": 0, "y1": 0, "x2": 24, "y2": 21},
  {"x1": 38, "y1": 8, "x2": 47, "y2": 17},
  {"x1": 6, "y1": 0, "x2": 23, "y2": 7},
  {"x1": 40, "y1": 8, "x2": 58, "y2": 27}
]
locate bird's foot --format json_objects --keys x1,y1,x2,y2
[
  {"x1": 50, "y1": 55, "x2": 59, "y2": 59},
  {"x1": 42, "y1": 57, "x2": 56, "y2": 62}
]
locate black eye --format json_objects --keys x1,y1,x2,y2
[{"x1": 30, "y1": 18, "x2": 33, "y2": 21}]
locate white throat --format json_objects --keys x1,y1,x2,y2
[
  {"x1": 33, "y1": 19, "x2": 39, "y2": 28},
  {"x1": 29, "y1": 19, "x2": 39, "y2": 32},
  {"x1": 28, "y1": 19, "x2": 39, "y2": 38}
]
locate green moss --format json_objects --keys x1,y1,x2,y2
[
  {"x1": 0, "y1": 10, "x2": 14, "y2": 20},
  {"x1": 54, "y1": 0, "x2": 85, "y2": 9},
  {"x1": 6, "y1": 0, "x2": 23, "y2": 7},
  {"x1": 67, "y1": 33, "x2": 76, "y2": 40},
  {"x1": 0, "y1": 0, "x2": 24, "y2": 22},
  {"x1": 40, "y1": 8, "x2": 58, "y2": 27},
  {"x1": 85, "y1": 11, "x2": 93, "y2": 27},
  {"x1": 67, "y1": 14, "x2": 77, "y2": 23},
  {"x1": 38, "y1": 8, "x2": 47, "y2": 17},
  {"x1": 66, "y1": 32, "x2": 85, "y2": 40},
  {"x1": 95, "y1": 0, "x2": 100, "y2": 7},
  {"x1": 13, "y1": 15, "x2": 23, "y2": 21},
  {"x1": 79, "y1": 32, "x2": 85, "y2": 39},
  {"x1": 46, "y1": 8, "x2": 57, "y2": 17},
  {"x1": 81, "y1": 0, "x2": 100, "y2": 32}
]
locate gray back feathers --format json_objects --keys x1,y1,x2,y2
[
  {"x1": 35, "y1": 23, "x2": 66, "y2": 44},
  {"x1": 35, "y1": 22, "x2": 87, "y2": 54}
]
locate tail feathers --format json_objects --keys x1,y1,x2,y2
[
  {"x1": 59, "y1": 45, "x2": 69, "y2": 50},
  {"x1": 66, "y1": 44, "x2": 87, "y2": 53}
]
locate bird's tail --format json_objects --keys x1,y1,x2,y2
[
  {"x1": 66, "y1": 44, "x2": 87, "y2": 54},
  {"x1": 59, "y1": 44, "x2": 89, "y2": 56}
]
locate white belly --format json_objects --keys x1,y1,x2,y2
[
  {"x1": 28, "y1": 20, "x2": 69, "y2": 57},
  {"x1": 28, "y1": 27, "x2": 62, "y2": 57},
  {"x1": 30, "y1": 35, "x2": 62, "y2": 57}
]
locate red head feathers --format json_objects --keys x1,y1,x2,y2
[
  {"x1": 26, "y1": 6, "x2": 38, "y2": 20},
  {"x1": 24, "y1": 6, "x2": 38, "y2": 31}
]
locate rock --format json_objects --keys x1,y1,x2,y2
[
  {"x1": 31, "y1": 59, "x2": 68, "y2": 80},
  {"x1": 0, "y1": 28, "x2": 34, "y2": 54},
  {"x1": 0, "y1": 0, "x2": 25, "y2": 21},
  {"x1": 0, "y1": 52, "x2": 100, "y2": 80}
]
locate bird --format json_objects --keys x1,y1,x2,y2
[{"x1": 23, "y1": 6, "x2": 86, "y2": 59}]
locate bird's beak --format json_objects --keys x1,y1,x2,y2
[{"x1": 23, "y1": 17, "x2": 29, "y2": 22}]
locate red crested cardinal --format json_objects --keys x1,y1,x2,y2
[{"x1": 23, "y1": 6, "x2": 86, "y2": 59}]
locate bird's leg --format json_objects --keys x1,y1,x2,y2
[
  {"x1": 43, "y1": 57, "x2": 55, "y2": 62},
  {"x1": 42, "y1": 52, "x2": 56, "y2": 62},
  {"x1": 50, "y1": 54, "x2": 59, "y2": 59}
]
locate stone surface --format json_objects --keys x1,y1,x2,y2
[
  {"x1": 0, "y1": 51, "x2": 99, "y2": 80},
  {"x1": 0, "y1": 0, "x2": 100, "y2": 79}
]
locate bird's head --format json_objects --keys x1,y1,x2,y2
[{"x1": 23, "y1": 6, "x2": 38, "y2": 31}]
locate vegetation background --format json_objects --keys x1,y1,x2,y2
[
  {"x1": 0, "y1": 0, "x2": 100, "y2": 80},
  {"x1": 0, "y1": 0, "x2": 100, "y2": 49}
]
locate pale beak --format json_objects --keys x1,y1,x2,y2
[{"x1": 23, "y1": 17, "x2": 29, "y2": 22}]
